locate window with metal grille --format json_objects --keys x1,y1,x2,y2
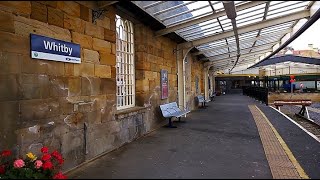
[{"x1": 116, "y1": 15, "x2": 135, "y2": 110}]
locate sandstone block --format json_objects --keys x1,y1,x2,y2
[
  {"x1": 87, "y1": 110, "x2": 102, "y2": 124},
  {"x1": 100, "y1": 52, "x2": 116, "y2": 66},
  {"x1": 48, "y1": 7, "x2": 63, "y2": 28},
  {"x1": 0, "y1": 10, "x2": 14, "y2": 33},
  {"x1": 136, "y1": 79, "x2": 149, "y2": 92},
  {"x1": 104, "y1": 28, "x2": 115, "y2": 43},
  {"x1": 111, "y1": 67, "x2": 116, "y2": 79},
  {"x1": 0, "y1": 75, "x2": 19, "y2": 101},
  {"x1": 74, "y1": 63, "x2": 94, "y2": 77},
  {"x1": 0, "y1": 101, "x2": 19, "y2": 149},
  {"x1": 81, "y1": 77, "x2": 101, "y2": 96},
  {"x1": 92, "y1": 38, "x2": 111, "y2": 52},
  {"x1": 72, "y1": 31, "x2": 92, "y2": 49},
  {"x1": 14, "y1": 15, "x2": 71, "y2": 41},
  {"x1": 49, "y1": 76, "x2": 68, "y2": 97},
  {"x1": 20, "y1": 98, "x2": 60, "y2": 121},
  {"x1": 0, "y1": 31, "x2": 29, "y2": 55},
  {"x1": 64, "y1": 14, "x2": 85, "y2": 33},
  {"x1": 96, "y1": 17, "x2": 110, "y2": 29},
  {"x1": 80, "y1": 4, "x2": 90, "y2": 22},
  {"x1": 85, "y1": 22, "x2": 104, "y2": 39},
  {"x1": 0, "y1": 1, "x2": 31, "y2": 17},
  {"x1": 100, "y1": 78, "x2": 116, "y2": 95},
  {"x1": 67, "y1": 77, "x2": 81, "y2": 96},
  {"x1": 111, "y1": 43, "x2": 116, "y2": 54},
  {"x1": 21, "y1": 55, "x2": 49, "y2": 74},
  {"x1": 64, "y1": 63, "x2": 74, "y2": 76},
  {"x1": 83, "y1": 49, "x2": 99, "y2": 63},
  {"x1": 31, "y1": 1, "x2": 47, "y2": 23},
  {"x1": 58, "y1": 1, "x2": 80, "y2": 17},
  {"x1": 95, "y1": 64, "x2": 111, "y2": 78},
  {"x1": 135, "y1": 61, "x2": 150, "y2": 70},
  {"x1": 135, "y1": 70, "x2": 144, "y2": 80},
  {"x1": 37, "y1": 1, "x2": 58, "y2": 8},
  {"x1": 0, "y1": 52, "x2": 21, "y2": 74},
  {"x1": 59, "y1": 97, "x2": 74, "y2": 115}
]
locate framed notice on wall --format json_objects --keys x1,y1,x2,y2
[{"x1": 161, "y1": 69, "x2": 168, "y2": 99}]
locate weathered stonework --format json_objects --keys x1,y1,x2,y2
[{"x1": 0, "y1": 1, "x2": 205, "y2": 173}]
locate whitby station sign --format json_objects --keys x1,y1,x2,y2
[{"x1": 30, "y1": 34, "x2": 81, "y2": 64}]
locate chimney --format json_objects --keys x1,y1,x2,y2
[{"x1": 308, "y1": 43, "x2": 313, "y2": 50}]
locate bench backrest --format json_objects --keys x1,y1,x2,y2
[
  {"x1": 274, "y1": 99, "x2": 312, "y2": 106},
  {"x1": 160, "y1": 102, "x2": 180, "y2": 117},
  {"x1": 197, "y1": 95, "x2": 205, "y2": 103}
]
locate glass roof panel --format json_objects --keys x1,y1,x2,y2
[{"x1": 132, "y1": 1, "x2": 314, "y2": 69}]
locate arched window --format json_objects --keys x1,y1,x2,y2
[{"x1": 116, "y1": 15, "x2": 135, "y2": 110}]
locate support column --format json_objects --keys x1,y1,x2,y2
[
  {"x1": 204, "y1": 66, "x2": 209, "y2": 100},
  {"x1": 177, "y1": 47, "x2": 184, "y2": 109},
  {"x1": 177, "y1": 45, "x2": 192, "y2": 110}
]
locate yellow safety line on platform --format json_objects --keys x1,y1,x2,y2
[{"x1": 254, "y1": 105, "x2": 309, "y2": 179}]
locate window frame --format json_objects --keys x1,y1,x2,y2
[{"x1": 115, "y1": 15, "x2": 136, "y2": 110}]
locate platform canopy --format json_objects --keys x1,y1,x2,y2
[
  {"x1": 131, "y1": 1, "x2": 320, "y2": 73},
  {"x1": 249, "y1": 54, "x2": 320, "y2": 68}
]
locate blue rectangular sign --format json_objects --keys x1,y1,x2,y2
[{"x1": 30, "y1": 34, "x2": 81, "y2": 64}]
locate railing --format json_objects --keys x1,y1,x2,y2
[{"x1": 243, "y1": 86, "x2": 269, "y2": 105}]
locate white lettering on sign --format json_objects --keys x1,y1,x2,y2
[{"x1": 43, "y1": 40, "x2": 73, "y2": 56}]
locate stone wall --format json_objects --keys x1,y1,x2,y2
[
  {"x1": 134, "y1": 23, "x2": 179, "y2": 128},
  {"x1": 185, "y1": 54, "x2": 204, "y2": 111},
  {"x1": 0, "y1": 1, "x2": 119, "y2": 171},
  {"x1": 0, "y1": 1, "x2": 205, "y2": 172}
]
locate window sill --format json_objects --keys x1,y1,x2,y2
[{"x1": 115, "y1": 106, "x2": 150, "y2": 120}]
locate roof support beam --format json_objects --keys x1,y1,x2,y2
[
  {"x1": 249, "y1": 6, "x2": 320, "y2": 69},
  {"x1": 194, "y1": 29, "x2": 290, "y2": 55},
  {"x1": 97, "y1": 1, "x2": 118, "y2": 9},
  {"x1": 249, "y1": 2, "x2": 270, "y2": 53},
  {"x1": 180, "y1": 9, "x2": 310, "y2": 49},
  {"x1": 223, "y1": 1, "x2": 240, "y2": 73},
  {"x1": 206, "y1": 48, "x2": 272, "y2": 66},
  {"x1": 155, "y1": 1, "x2": 268, "y2": 36},
  {"x1": 202, "y1": 41, "x2": 279, "y2": 59}
]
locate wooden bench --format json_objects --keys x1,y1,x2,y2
[
  {"x1": 274, "y1": 99, "x2": 312, "y2": 119},
  {"x1": 160, "y1": 102, "x2": 191, "y2": 128},
  {"x1": 197, "y1": 95, "x2": 210, "y2": 108}
]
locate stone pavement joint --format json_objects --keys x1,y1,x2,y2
[{"x1": 248, "y1": 105, "x2": 309, "y2": 179}]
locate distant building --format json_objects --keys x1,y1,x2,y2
[{"x1": 276, "y1": 43, "x2": 320, "y2": 58}]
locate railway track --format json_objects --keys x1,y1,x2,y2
[{"x1": 276, "y1": 105, "x2": 320, "y2": 139}]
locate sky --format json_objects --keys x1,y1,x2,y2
[{"x1": 288, "y1": 18, "x2": 320, "y2": 50}]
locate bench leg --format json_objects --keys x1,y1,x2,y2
[
  {"x1": 165, "y1": 117, "x2": 177, "y2": 128},
  {"x1": 297, "y1": 106, "x2": 310, "y2": 119},
  {"x1": 175, "y1": 117, "x2": 186, "y2": 123}
]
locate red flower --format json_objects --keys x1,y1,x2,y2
[
  {"x1": 41, "y1": 146, "x2": 49, "y2": 154},
  {"x1": 57, "y1": 158, "x2": 64, "y2": 165},
  {"x1": 1, "y1": 150, "x2": 12, "y2": 157},
  {"x1": 0, "y1": 165, "x2": 5, "y2": 174},
  {"x1": 53, "y1": 172, "x2": 67, "y2": 179},
  {"x1": 42, "y1": 161, "x2": 53, "y2": 170},
  {"x1": 41, "y1": 154, "x2": 51, "y2": 161},
  {"x1": 51, "y1": 150, "x2": 62, "y2": 159}
]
